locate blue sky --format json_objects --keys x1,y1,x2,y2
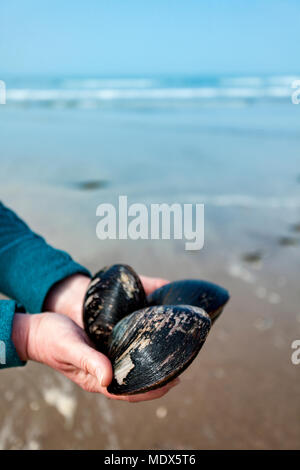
[{"x1": 0, "y1": 0, "x2": 299, "y2": 76}]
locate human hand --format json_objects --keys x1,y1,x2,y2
[
  {"x1": 42, "y1": 272, "x2": 177, "y2": 401},
  {"x1": 44, "y1": 273, "x2": 169, "y2": 328},
  {"x1": 12, "y1": 309, "x2": 179, "y2": 402}
]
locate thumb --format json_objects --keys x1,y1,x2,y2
[{"x1": 71, "y1": 342, "x2": 113, "y2": 387}]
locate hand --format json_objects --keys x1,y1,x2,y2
[
  {"x1": 12, "y1": 312, "x2": 179, "y2": 402},
  {"x1": 44, "y1": 273, "x2": 170, "y2": 328},
  {"x1": 43, "y1": 274, "x2": 91, "y2": 328},
  {"x1": 39, "y1": 274, "x2": 179, "y2": 402}
]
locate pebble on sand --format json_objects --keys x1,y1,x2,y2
[
  {"x1": 268, "y1": 292, "x2": 281, "y2": 304},
  {"x1": 29, "y1": 401, "x2": 40, "y2": 412},
  {"x1": 278, "y1": 236, "x2": 299, "y2": 247},
  {"x1": 291, "y1": 223, "x2": 300, "y2": 233},
  {"x1": 72, "y1": 180, "x2": 108, "y2": 191},
  {"x1": 254, "y1": 317, "x2": 274, "y2": 332},
  {"x1": 241, "y1": 251, "x2": 263, "y2": 264},
  {"x1": 156, "y1": 406, "x2": 168, "y2": 419}
]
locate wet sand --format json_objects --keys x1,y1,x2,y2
[
  {"x1": 0, "y1": 104, "x2": 300, "y2": 449},
  {"x1": 0, "y1": 198, "x2": 299, "y2": 450}
]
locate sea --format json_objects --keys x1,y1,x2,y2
[{"x1": 1, "y1": 74, "x2": 300, "y2": 255}]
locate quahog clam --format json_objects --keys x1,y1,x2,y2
[
  {"x1": 83, "y1": 264, "x2": 146, "y2": 354},
  {"x1": 147, "y1": 279, "x2": 229, "y2": 323},
  {"x1": 107, "y1": 304, "x2": 211, "y2": 395},
  {"x1": 83, "y1": 264, "x2": 229, "y2": 395}
]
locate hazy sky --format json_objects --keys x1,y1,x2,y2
[{"x1": 1, "y1": 0, "x2": 299, "y2": 76}]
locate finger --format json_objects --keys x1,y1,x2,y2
[
  {"x1": 139, "y1": 275, "x2": 170, "y2": 295},
  {"x1": 126, "y1": 378, "x2": 181, "y2": 402},
  {"x1": 99, "y1": 378, "x2": 180, "y2": 402},
  {"x1": 62, "y1": 370, "x2": 105, "y2": 394},
  {"x1": 70, "y1": 342, "x2": 113, "y2": 387},
  {"x1": 120, "y1": 378, "x2": 180, "y2": 402},
  {"x1": 81, "y1": 373, "x2": 110, "y2": 394}
]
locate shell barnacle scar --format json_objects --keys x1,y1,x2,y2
[{"x1": 83, "y1": 264, "x2": 230, "y2": 395}]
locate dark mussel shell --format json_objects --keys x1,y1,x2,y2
[
  {"x1": 83, "y1": 264, "x2": 146, "y2": 353},
  {"x1": 147, "y1": 280, "x2": 229, "y2": 323},
  {"x1": 83, "y1": 264, "x2": 229, "y2": 395},
  {"x1": 107, "y1": 305, "x2": 211, "y2": 395}
]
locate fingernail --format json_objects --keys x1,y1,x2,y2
[{"x1": 96, "y1": 367, "x2": 104, "y2": 387}]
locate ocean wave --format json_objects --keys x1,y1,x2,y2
[
  {"x1": 3, "y1": 74, "x2": 297, "y2": 107},
  {"x1": 220, "y1": 74, "x2": 299, "y2": 87},
  {"x1": 220, "y1": 76, "x2": 265, "y2": 87},
  {"x1": 6, "y1": 86, "x2": 292, "y2": 104},
  {"x1": 60, "y1": 78, "x2": 157, "y2": 89}
]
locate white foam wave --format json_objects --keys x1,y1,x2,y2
[
  {"x1": 6, "y1": 86, "x2": 292, "y2": 103},
  {"x1": 61, "y1": 78, "x2": 157, "y2": 89},
  {"x1": 221, "y1": 75, "x2": 299, "y2": 88},
  {"x1": 221, "y1": 77, "x2": 265, "y2": 87}
]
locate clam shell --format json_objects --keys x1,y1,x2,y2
[
  {"x1": 107, "y1": 304, "x2": 211, "y2": 395},
  {"x1": 83, "y1": 264, "x2": 230, "y2": 395},
  {"x1": 83, "y1": 264, "x2": 146, "y2": 353},
  {"x1": 147, "y1": 280, "x2": 229, "y2": 323}
]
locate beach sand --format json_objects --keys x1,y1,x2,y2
[
  {"x1": 0, "y1": 102, "x2": 300, "y2": 449},
  {"x1": 0, "y1": 200, "x2": 299, "y2": 450}
]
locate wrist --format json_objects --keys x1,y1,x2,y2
[
  {"x1": 12, "y1": 313, "x2": 49, "y2": 363},
  {"x1": 43, "y1": 274, "x2": 91, "y2": 327},
  {"x1": 12, "y1": 313, "x2": 33, "y2": 361}
]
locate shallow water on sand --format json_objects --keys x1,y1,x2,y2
[{"x1": 0, "y1": 101, "x2": 300, "y2": 449}]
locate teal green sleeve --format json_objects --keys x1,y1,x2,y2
[
  {"x1": 0, "y1": 201, "x2": 91, "y2": 313},
  {"x1": 0, "y1": 300, "x2": 26, "y2": 368}
]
